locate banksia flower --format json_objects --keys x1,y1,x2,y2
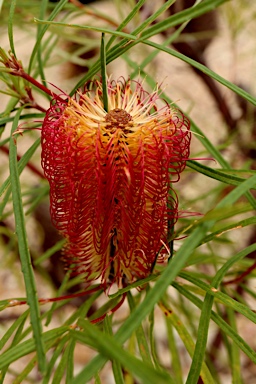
[{"x1": 41, "y1": 78, "x2": 191, "y2": 287}]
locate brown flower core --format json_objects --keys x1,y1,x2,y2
[{"x1": 105, "y1": 108, "x2": 132, "y2": 128}]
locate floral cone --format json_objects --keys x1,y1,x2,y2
[{"x1": 41, "y1": 78, "x2": 191, "y2": 286}]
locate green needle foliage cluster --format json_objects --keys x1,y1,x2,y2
[{"x1": 0, "y1": 1, "x2": 256, "y2": 383}]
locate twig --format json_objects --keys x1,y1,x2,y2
[{"x1": 0, "y1": 145, "x2": 45, "y2": 179}]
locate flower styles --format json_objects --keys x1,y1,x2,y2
[{"x1": 41, "y1": 78, "x2": 191, "y2": 287}]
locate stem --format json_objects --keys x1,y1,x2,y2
[
  {"x1": 101, "y1": 33, "x2": 108, "y2": 112},
  {"x1": 90, "y1": 293, "x2": 127, "y2": 324},
  {"x1": 223, "y1": 261, "x2": 256, "y2": 285},
  {"x1": 30, "y1": 103, "x2": 47, "y2": 113},
  {"x1": 8, "y1": 285, "x2": 103, "y2": 307},
  {"x1": 14, "y1": 69, "x2": 65, "y2": 103},
  {"x1": 0, "y1": 145, "x2": 45, "y2": 179}
]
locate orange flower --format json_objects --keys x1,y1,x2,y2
[{"x1": 41, "y1": 78, "x2": 191, "y2": 286}]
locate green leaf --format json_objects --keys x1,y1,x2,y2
[
  {"x1": 181, "y1": 241, "x2": 256, "y2": 384},
  {"x1": 106, "y1": 0, "x2": 147, "y2": 50},
  {"x1": 0, "y1": 327, "x2": 69, "y2": 369},
  {"x1": 72, "y1": 320, "x2": 173, "y2": 384},
  {"x1": 149, "y1": 309, "x2": 162, "y2": 370},
  {"x1": 141, "y1": 40, "x2": 256, "y2": 107},
  {"x1": 34, "y1": 18, "x2": 137, "y2": 40},
  {"x1": 52, "y1": 337, "x2": 73, "y2": 384},
  {"x1": 104, "y1": 316, "x2": 125, "y2": 384},
  {"x1": 187, "y1": 160, "x2": 248, "y2": 186},
  {"x1": 12, "y1": 356, "x2": 37, "y2": 384},
  {"x1": 36, "y1": 0, "x2": 50, "y2": 95},
  {"x1": 0, "y1": 310, "x2": 29, "y2": 350},
  {"x1": 173, "y1": 283, "x2": 256, "y2": 364},
  {"x1": 179, "y1": 271, "x2": 256, "y2": 324},
  {"x1": 185, "y1": 294, "x2": 214, "y2": 384},
  {"x1": 9, "y1": 108, "x2": 46, "y2": 374},
  {"x1": 33, "y1": 238, "x2": 66, "y2": 266},
  {"x1": 28, "y1": 0, "x2": 69, "y2": 74},
  {"x1": 226, "y1": 307, "x2": 243, "y2": 384},
  {"x1": 0, "y1": 137, "x2": 40, "y2": 198},
  {"x1": 66, "y1": 339, "x2": 76, "y2": 383},
  {"x1": 101, "y1": 33, "x2": 108, "y2": 112},
  {"x1": 165, "y1": 317, "x2": 183, "y2": 384},
  {"x1": 8, "y1": 0, "x2": 17, "y2": 57},
  {"x1": 216, "y1": 174, "x2": 256, "y2": 209},
  {"x1": 42, "y1": 334, "x2": 69, "y2": 384},
  {"x1": 127, "y1": 292, "x2": 153, "y2": 365},
  {"x1": 200, "y1": 216, "x2": 256, "y2": 245},
  {"x1": 70, "y1": 0, "x2": 234, "y2": 98},
  {"x1": 140, "y1": 0, "x2": 228, "y2": 39},
  {"x1": 159, "y1": 302, "x2": 215, "y2": 384}
]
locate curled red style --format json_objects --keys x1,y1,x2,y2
[{"x1": 41, "y1": 78, "x2": 191, "y2": 286}]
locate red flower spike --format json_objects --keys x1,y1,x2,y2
[{"x1": 41, "y1": 78, "x2": 191, "y2": 287}]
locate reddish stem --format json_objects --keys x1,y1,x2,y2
[
  {"x1": 223, "y1": 261, "x2": 256, "y2": 285},
  {"x1": 90, "y1": 293, "x2": 127, "y2": 324},
  {"x1": 18, "y1": 70, "x2": 65, "y2": 103},
  {"x1": 38, "y1": 285, "x2": 103, "y2": 304},
  {"x1": 7, "y1": 288, "x2": 127, "y2": 324},
  {"x1": 8, "y1": 285, "x2": 103, "y2": 307},
  {"x1": 0, "y1": 145, "x2": 45, "y2": 179},
  {"x1": 29, "y1": 103, "x2": 47, "y2": 113}
]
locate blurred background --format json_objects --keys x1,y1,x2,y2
[{"x1": 0, "y1": 1, "x2": 256, "y2": 383}]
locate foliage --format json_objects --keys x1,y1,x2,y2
[{"x1": 0, "y1": 0, "x2": 256, "y2": 383}]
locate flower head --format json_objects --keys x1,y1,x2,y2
[{"x1": 41, "y1": 78, "x2": 191, "y2": 286}]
